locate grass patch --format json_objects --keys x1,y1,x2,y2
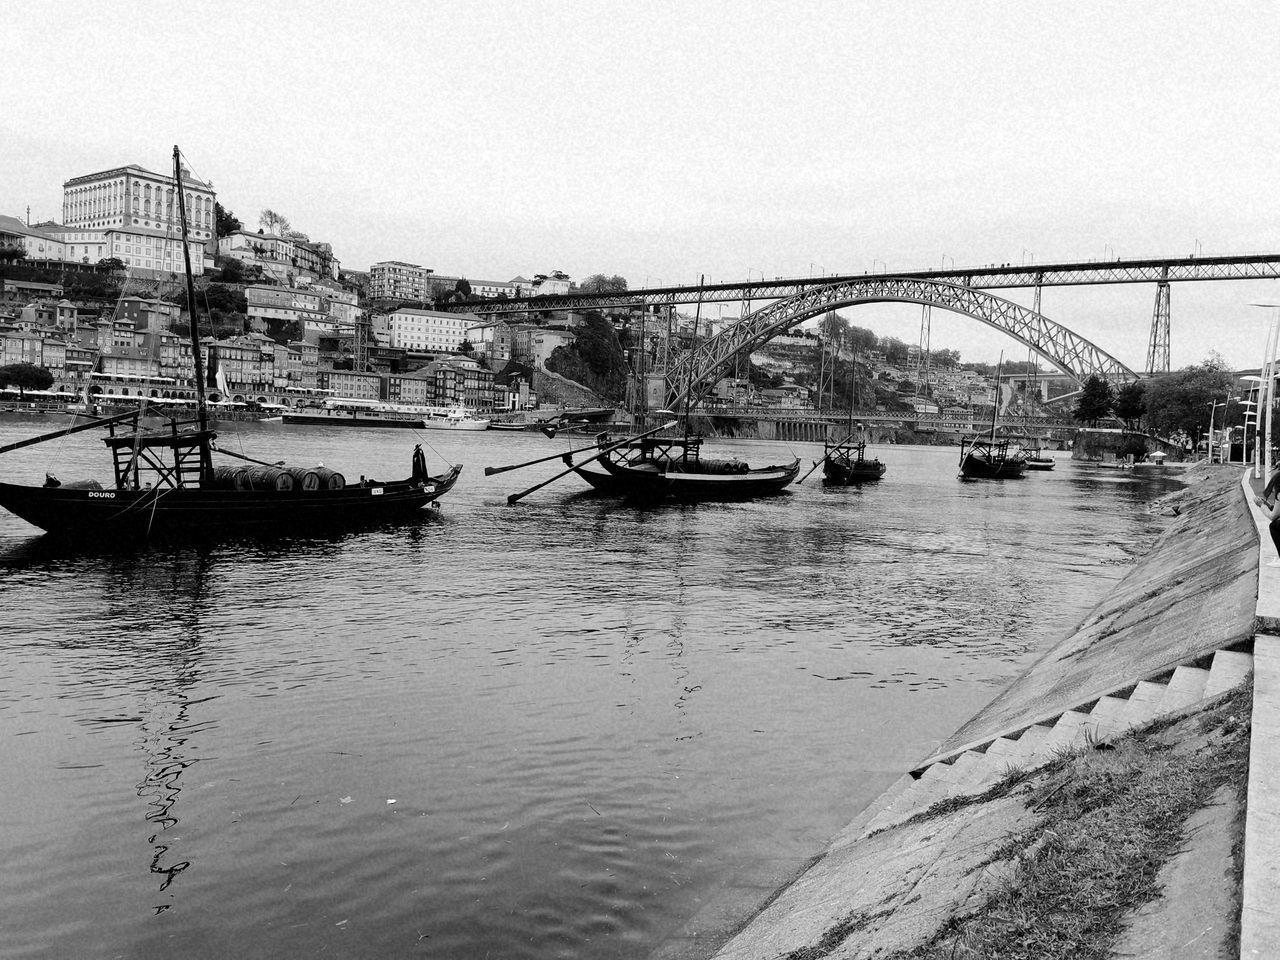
[
  {"x1": 781, "y1": 908, "x2": 893, "y2": 960},
  {"x1": 880, "y1": 680, "x2": 1252, "y2": 960}
]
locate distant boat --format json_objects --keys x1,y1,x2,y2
[
  {"x1": 1024, "y1": 448, "x2": 1056, "y2": 471},
  {"x1": 570, "y1": 433, "x2": 800, "y2": 501},
  {"x1": 959, "y1": 355, "x2": 1027, "y2": 480},
  {"x1": 280, "y1": 407, "x2": 424, "y2": 429},
  {"x1": 823, "y1": 436, "x2": 886, "y2": 484},
  {"x1": 279, "y1": 401, "x2": 489, "y2": 431},
  {"x1": 821, "y1": 355, "x2": 885, "y2": 485},
  {"x1": 0, "y1": 146, "x2": 464, "y2": 541},
  {"x1": 421, "y1": 407, "x2": 490, "y2": 431},
  {"x1": 959, "y1": 436, "x2": 1029, "y2": 479}
]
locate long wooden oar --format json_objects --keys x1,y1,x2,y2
[
  {"x1": 796, "y1": 458, "x2": 823, "y2": 485},
  {"x1": 507, "y1": 420, "x2": 677, "y2": 505},
  {"x1": 485, "y1": 439, "x2": 601, "y2": 476},
  {"x1": 0, "y1": 410, "x2": 139, "y2": 456}
]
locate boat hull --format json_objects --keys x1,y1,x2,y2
[
  {"x1": 959, "y1": 455, "x2": 1028, "y2": 479},
  {"x1": 419, "y1": 418, "x2": 490, "y2": 431},
  {"x1": 572, "y1": 458, "x2": 801, "y2": 501},
  {"x1": 0, "y1": 465, "x2": 462, "y2": 541},
  {"x1": 281, "y1": 412, "x2": 424, "y2": 429},
  {"x1": 822, "y1": 459, "x2": 886, "y2": 484}
]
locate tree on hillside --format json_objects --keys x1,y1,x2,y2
[
  {"x1": 1143, "y1": 358, "x2": 1234, "y2": 440},
  {"x1": 818, "y1": 310, "x2": 849, "y2": 343},
  {"x1": 455, "y1": 278, "x2": 472, "y2": 298},
  {"x1": 0, "y1": 245, "x2": 27, "y2": 263},
  {"x1": 1113, "y1": 381, "x2": 1147, "y2": 430},
  {"x1": 215, "y1": 202, "x2": 242, "y2": 238},
  {"x1": 0, "y1": 363, "x2": 53, "y2": 399},
  {"x1": 204, "y1": 283, "x2": 248, "y2": 314},
  {"x1": 544, "y1": 311, "x2": 627, "y2": 400},
  {"x1": 577, "y1": 274, "x2": 629, "y2": 294},
  {"x1": 97, "y1": 256, "x2": 126, "y2": 273},
  {"x1": 846, "y1": 324, "x2": 879, "y2": 357},
  {"x1": 1073, "y1": 375, "x2": 1114, "y2": 425},
  {"x1": 259, "y1": 209, "x2": 291, "y2": 235}
]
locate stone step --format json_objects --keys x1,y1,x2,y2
[
  {"x1": 1119, "y1": 680, "x2": 1169, "y2": 731},
  {"x1": 1029, "y1": 709, "x2": 1091, "y2": 764},
  {"x1": 831, "y1": 773, "x2": 915, "y2": 851},
  {"x1": 1082, "y1": 695, "x2": 1129, "y2": 743},
  {"x1": 917, "y1": 759, "x2": 952, "y2": 784},
  {"x1": 944, "y1": 750, "x2": 994, "y2": 797},
  {"x1": 987, "y1": 724, "x2": 1052, "y2": 772},
  {"x1": 861, "y1": 769, "x2": 944, "y2": 835},
  {"x1": 983, "y1": 736, "x2": 1019, "y2": 760},
  {"x1": 1204, "y1": 649, "x2": 1252, "y2": 699},
  {"x1": 1158, "y1": 665, "x2": 1211, "y2": 714}
]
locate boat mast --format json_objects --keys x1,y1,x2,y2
[
  {"x1": 990, "y1": 353, "x2": 1003, "y2": 444},
  {"x1": 173, "y1": 145, "x2": 213, "y2": 483},
  {"x1": 683, "y1": 276, "x2": 704, "y2": 457}
]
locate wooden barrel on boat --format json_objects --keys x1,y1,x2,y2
[
  {"x1": 212, "y1": 465, "x2": 253, "y2": 490},
  {"x1": 246, "y1": 466, "x2": 295, "y2": 491},
  {"x1": 312, "y1": 466, "x2": 346, "y2": 490},
  {"x1": 287, "y1": 466, "x2": 323, "y2": 491}
]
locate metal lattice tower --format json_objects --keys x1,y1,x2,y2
[
  {"x1": 1147, "y1": 278, "x2": 1171, "y2": 374},
  {"x1": 915, "y1": 305, "x2": 932, "y2": 397}
]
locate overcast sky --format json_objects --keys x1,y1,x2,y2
[{"x1": 3, "y1": 0, "x2": 1278, "y2": 371}]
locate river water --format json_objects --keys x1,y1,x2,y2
[{"x1": 0, "y1": 418, "x2": 1181, "y2": 960}]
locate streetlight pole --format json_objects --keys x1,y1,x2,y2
[
  {"x1": 1252, "y1": 304, "x2": 1280, "y2": 480},
  {"x1": 1206, "y1": 400, "x2": 1221, "y2": 463}
]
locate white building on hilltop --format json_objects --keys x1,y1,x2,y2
[
  {"x1": 47, "y1": 161, "x2": 216, "y2": 276},
  {"x1": 385, "y1": 307, "x2": 477, "y2": 353}
]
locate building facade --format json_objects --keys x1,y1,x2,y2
[
  {"x1": 385, "y1": 307, "x2": 475, "y2": 353},
  {"x1": 370, "y1": 261, "x2": 432, "y2": 301},
  {"x1": 54, "y1": 162, "x2": 216, "y2": 277}
]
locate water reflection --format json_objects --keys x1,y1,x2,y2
[{"x1": 0, "y1": 438, "x2": 1193, "y2": 960}]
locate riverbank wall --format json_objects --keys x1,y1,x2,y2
[{"x1": 651, "y1": 464, "x2": 1270, "y2": 959}]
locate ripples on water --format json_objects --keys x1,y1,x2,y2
[{"x1": 0, "y1": 421, "x2": 1181, "y2": 959}]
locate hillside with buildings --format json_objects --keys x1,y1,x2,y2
[{"x1": 0, "y1": 157, "x2": 1063, "y2": 422}]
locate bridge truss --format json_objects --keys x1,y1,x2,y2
[
  {"x1": 456, "y1": 254, "x2": 1280, "y2": 316},
  {"x1": 663, "y1": 278, "x2": 1139, "y2": 410}
]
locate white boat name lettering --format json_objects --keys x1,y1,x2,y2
[
  {"x1": 87, "y1": 491, "x2": 116, "y2": 499},
  {"x1": 370, "y1": 487, "x2": 384, "y2": 496}
]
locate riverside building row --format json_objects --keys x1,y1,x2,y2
[{"x1": 0, "y1": 293, "x2": 552, "y2": 412}]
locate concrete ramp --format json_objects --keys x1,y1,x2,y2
[{"x1": 920, "y1": 466, "x2": 1255, "y2": 768}]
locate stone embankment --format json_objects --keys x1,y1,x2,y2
[{"x1": 655, "y1": 464, "x2": 1271, "y2": 960}]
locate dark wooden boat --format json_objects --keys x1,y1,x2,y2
[
  {"x1": 822, "y1": 436, "x2": 886, "y2": 485},
  {"x1": 0, "y1": 146, "x2": 463, "y2": 542},
  {"x1": 958, "y1": 355, "x2": 1026, "y2": 480},
  {"x1": 959, "y1": 436, "x2": 1028, "y2": 479},
  {"x1": 570, "y1": 434, "x2": 800, "y2": 501},
  {"x1": 0, "y1": 433, "x2": 462, "y2": 540},
  {"x1": 1024, "y1": 448, "x2": 1056, "y2": 471}
]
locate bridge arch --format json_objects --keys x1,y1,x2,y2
[{"x1": 665, "y1": 277, "x2": 1139, "y2": 408}]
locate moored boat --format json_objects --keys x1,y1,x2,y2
[
  {"x1": 1024, "y1": 448, "x2": 1056, "y2": 471},
  {"x1": 422, "y1": 406, "x2": 490, "y2": 431},
  {"x1": 569, "y1": 433, "x2": 800, "y2": 501},
  {"x1": 959, "y1": 436, "x2": 1028, "y2": 479},
  {"x1": 822, "y1": 437, "x2": 886, "y2": 484},
  {"x1": 958, "y1": 354, "x2": 1026, "y2": 480},
  {"x1": 0, "y1": 146, "x2": 463, "y2": 542}
]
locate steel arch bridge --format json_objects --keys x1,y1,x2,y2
[{"x1": 664, "y1": 276, "x2": 1139, "y2": 410}]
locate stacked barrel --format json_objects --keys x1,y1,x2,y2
[{"x1": 210, "y1": 465, "x2": 346, "y2": 491}]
